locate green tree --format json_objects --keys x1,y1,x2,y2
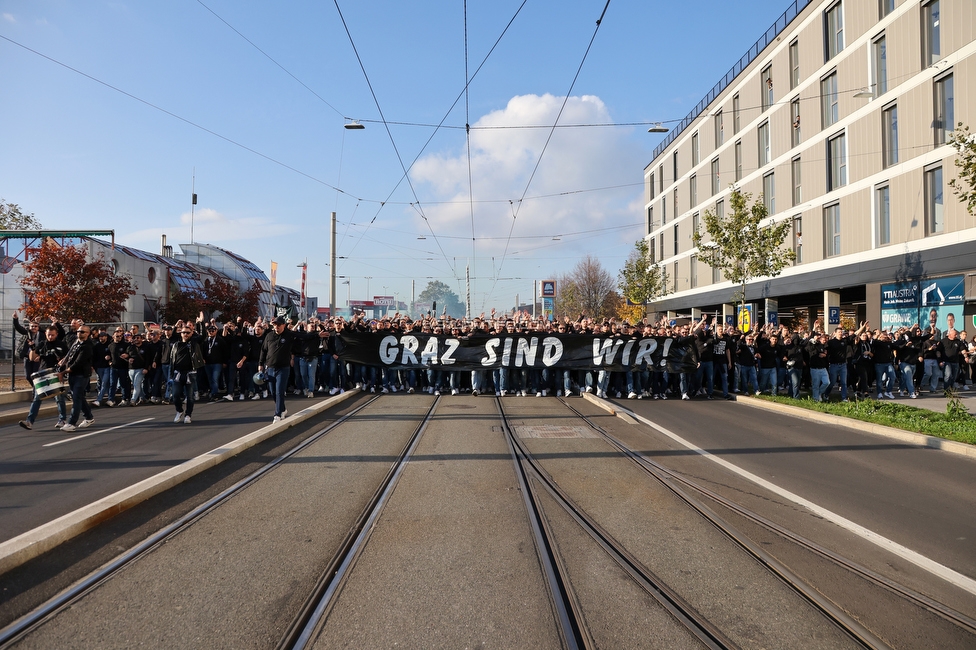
[
  {"x1": 617, "y1": 239, "x2": 670, "y2": 321},
  {"x1": 948, "y1": 122, "x2": 976, "y2": 214},
  {"x1": 692, "y1": 188, "x2": 795, "y2": 308},
  {"x1": 555, "y1": 255, "x2": 619, "y2": 320},
  {"x1": 417, "y1": 280, "x2": 465, "y2": 318},
  {"x1": 0, "y1": 199, "x2": 42, "y2": 230}
]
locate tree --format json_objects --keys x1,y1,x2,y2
[
  {"x1": 418, "y1": 280, "x2": 465, "y2": 318},
  {"x1": 0, "y1": 199, "x2": 42, "y2": 230},
  {"x1": 554, "y1": 255, "x2": 619, "y2": 320},
  {"x1": 692, "y1": 188, "x2": 794, "y2": 308},
  {"x1": 617, "y1": 239, "x2": 670, "y2": 321},
  {"x1": 159, "y1": 278, "x2": 262, "y2": 323},
  {"x1": 948, "y1": 123, "x2": 976, "y2": 215},
  {"x1": 20, "y1": 239, "x2": 135, "y2": 322},
  {"x1": 158, "y1": 287, "x2": 206, "y2": 324}
]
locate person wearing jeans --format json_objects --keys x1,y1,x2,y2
[{"x1": 61, "y1": 327, "x2": 94, "y2": 432}]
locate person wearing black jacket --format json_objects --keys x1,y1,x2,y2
[
  {"x1": 783, "y1": 331, "x2": 807, "y2": 399},
  {"x1": 872, "y1": 331, "x2": 896, "y2": 399},
  {"x1": 258, "y1": 316, "x2": 298, "y2": 422},
  {"x1": 756, "y1": 333, "x2": 785, "y2": 395},
  {"x1": 19, "y1": 325, "x2": 69, "y2": 430},
  {"x1": 825, "y1": 322, "x2": 867, "y2": 401},
  {"x1": 735, "y1": 332, "x2": 761, "y2": 396},
  {"x1": 893, "y1": 326, "x2": 928, "y2": 398},
  {"x1": 92, "y1": 330, "x2": 113, "y2": 407},
  {"x1": 853, "y1": 331, "x2": 875, "y2": 398},
  {"x1": 170, "y1": 325, "x2": 205, "y2": 424},
  {"x1": 224, "y1": 322, "x2": 252, "y2": 401},
  {"x1": 937, "y1": 329, "x2": 964, "y2": 395},
  {"x1": 201, "y1": 324, "x2": 229, "y2": 401},
  {"x1": 13, "y1": 313, "x2": 44, "y2": 385},
  {"x1": 806, "y1": 332, "x2": 830, "y2": 402},
  {"x1": 107, "y1": 329, "x2": 132, "y2": 406},
  {"x1": 126, "y1": 333, "x2": 150, "y2": 405},
  {"x1": 60, "y1": 326, "x2": 94, "y2": 431}
]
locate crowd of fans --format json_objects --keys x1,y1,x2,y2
[{"x1": 11, "y1": 309, "x2": 975, "y2": 429}]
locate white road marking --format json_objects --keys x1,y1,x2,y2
[
  {"x1": 44, "y1": 418, "x2": 155, "y2": 447},
  {"x1": 625, "y1": 408, "x2": 976, "y2": 596}
]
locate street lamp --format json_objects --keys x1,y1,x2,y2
[
  {"x1": 647, "y1": 123, "x2": 669, "y2": 133},
  {"x1": 342, "y1": 279, "x2": 350, "y2": 307}
]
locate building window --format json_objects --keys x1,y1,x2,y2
[
  {"x1": 827, "y1": 132, "x2": 847, "y2": 191},
  {"x1": 934, "y1": 71, "x2": 954, "y2": 145},
  {"x1": 872, "y1": 33, "x2": 887, "y2": 97},
  {"x1": 761, "y1": 65, "x2": 774, "y2": 112},
  {"x1": 673, "y1": 262, "x2": 679, "y2": 293},
  {"x1": 659, "y1": 233, "x2": 665, "y2": 260},
  {"x1": 716, "y1": 199, "x2": 724, "y2": 219},
  {"x1": 792, "y1": 215, "x2": 803, "y2": 264},
  {"x1": 690, "y1": 175, "x2": 697, "y2": 208},
  {"x1": 758, "y1": 121, "x2": 770, "y2": 166},
  {"x1": 792, "y1": 156, "x2": 802, "y2": 206},
  {"x1": 922, "y1": 0, "x2": 940, "y2": 68},
  {"x1": 880, "y1": 0, "x2": 894, "y2": 18},
  {"x1": 711, "y1": 157, "x2": 720, "y2": 195},
  {"x1": 876, "y1": 184, "x2": 891, "y2": 246},
  {"x1": 647, "y1": 206, "x2": 654, "y2": 233},
  {"x1": 673, "y1": 224, "x2": 679, "y2": 256},
  {"x1": 147, "y1": 267, "x2": 156, "y2": 283},
  {"x1": 690, "y1": 255, "x2": 698, "y2": 289},
  {"x1": 824, "y1": 203, "x2": 841, "y2": 257},
  {"x1": 882, "y1": 103, "x2": 898, "y2": 168},
  {"x1": 763, "y1": 172, "x2": 775, "y2": 215},
  {"x1": 821, "y1": 71, "x2": 839, "y2": 128},
  {"x1": 659, "y1": 164, "x2": 664, "y2": 194},
  {"x1": 791, "y1": 98, "x2": 801, "y2": 147},
  {"x1": 714, "y1": 110, "x2": 724, "y2": 147},
  {"x1": 661, "y1": 196, "x2": 667, "y2": 225},
  {"x1": 824, "y1": 1, "x2": 844, "y2": 62},
  {"x1": 925, "y1": 164, "x2": 944, "y2": 235},
  {"x1": 673, "y1": 151, "x2": 679, "y2": 183},
  {"x1": 734, "y1": 140, "x2": 742, "y2": 182},
  {"x1": 649, "y1": 172, "x2": 656, "y2": 199},
  {"x1": 789, "y1": 40, "x2": 800, "y2": 90},
  {"x1": 712, "y1": 264, "x2": 721, "y2": 284},
  {"x1": 650, "y1": 236, "x2": 656, "y2": 264},
  {"x1": 673, "y1": 188, "x2": 678, "y2": 218},
  {"x1": 692, "y1": 132, "x2": 700, "y2": 166},
  {"x1": 733, "y1": 94, "x2": 740, "y2": 134}
]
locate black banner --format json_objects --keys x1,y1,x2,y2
[{"x1": 338, "y1": 332, "x2": 698, "y2": 373}]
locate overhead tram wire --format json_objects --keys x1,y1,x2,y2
[
  {"x1": 332, "y1": 0, "x2": 529, "y2": 284},
  {"x1": 484, "y1": 0, "x2": 612, "y2": 310}
]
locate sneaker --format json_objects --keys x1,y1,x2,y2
[
  {"x1": 616, "y1": 391, "x2": 622, "y2": 398},
  {"x1": 106, "y1": 400, "x2": 116, "y2": 407},
  {"x1": 535, "y1": 391, "x2": 542, "y2": 398},
  {"x1": 682, "y1": 393, "x2": 690, "y2": 400},
  {"x1": 118, "y1": 400, "x2": 129, "y2": 407},
  {"x1": 339, "y1": 388, "x2": 345, "y2": 394},
  {"x1": 273, "y1": 415, "x2": 281, "y2": 423},
  {"x1": 886, "y1": 392, "x2": 895, "y2": 399},
  {"x1": 434, "y1": 390, "x2": 441, "y2": 396},
  {"x1": 452, "y1": 389, "x2": 459, "y2": 396},
  {"x1": 407, "y1": 387, "x2": 415, "y2": 394},
  {"x1": 92, "y1": 400, "x2": 101, "y2": 408},
  {"x1": 151, "y1": 397, "x2": 161, "y2": 404},
  {"x1": 282, "y1": 410, "x2": 288, "y2": 418},
  {"x1": 910, "y1": 392, "x2": 918, "y2": 399},
  {"x1": 355, "y1": 383, "x2": 363, "y2": 390},
  {"x1": 61, "y1": 423, "x2": 77, "y2": 432},
  {"x1": 755, "y1": 391, "x2": 761, "y2": 397},
  {"x1": 381, "y1": 387, "x2": 389, "y2": 394},
  {"x1": 329, "y1": 387, "x2": 339, "y2": 396},
  {"x1": 585, "y1": 386, "x2": 593, "y2": 394},
  {"x1": 627, "y1": 392, "x2": 637, "y2": 399},
  {"x1": 238, "y1": 394, "x2": 245, "y2": 401},
  {"x1": 174, "y1": 412, "x2": 185, "y2": 423},
  {"x1": 307, "y1": 390, "x2": 315, "y2": 398},
  {"x1": 55, "y1": 419, "x2": 65, "y2": 429},
  {"x1": 19, "y1": 420, "x2": 32, "y2": 430},
  {"x1": 194, "y1": 392, "x2": 200, "y2": 401},
  {"x1": 251, "y1": 393, "x2": 261, "y2": 400},
  {"x1": 556, "y1": 390, "x2": 563, "y2": 397},
  {"x1": 262, "y1": 390, "x2": 268, "y2": 399},
  {"x1": 471, "y1": 389, "x2": 479, "y2": 396},
  {"x1": 293, "y1": 388, "x2": 302, "y2": 396},
  {"x1": 184, "y1": 416, "x2": 192, "y2": 424},
  {"x1": 223, "y1": 394, "x2": 234, "y2": 401},
  {"x1": 500, "y1": 390, "x2": 506, "y2": 396},
  {"x1": 660, "y1": 394, "x2": 668, "y2": 400},
  {"x1": 79, "y1": 418, "x2": 94, "y2": 428}
]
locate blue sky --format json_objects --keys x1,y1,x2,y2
[{"x1": 1, "y1": 0, "x2": 789, "y2": 314}]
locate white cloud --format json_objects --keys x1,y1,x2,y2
[
  {"x1": 411, "y1": 94, "x2": 645, "y2": 258},
  {"x1": 122, "y1": 209, "x2": 298, "y2": 250},
  {"x1": 3, "y1": 13, "x2": 16, "y2": 23}
]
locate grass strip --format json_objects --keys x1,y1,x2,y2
[{"x1": 756, "y1": 394, "x2": 976, "y2": 445}]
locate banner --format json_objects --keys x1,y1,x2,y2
[{"x1": 337, "y1": 332, "x2": 698, "y2": 373}]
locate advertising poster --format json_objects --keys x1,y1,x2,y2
[
  {"x1": 736, "y1": 304, "x2": 755, "y2": 332},
  {"x1": 880, "y1": 281, "x2": 919, "y2": 331}
]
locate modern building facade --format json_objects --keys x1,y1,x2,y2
[{"x1": 645, "y1": 0, "x2": 976, "y2": 334}]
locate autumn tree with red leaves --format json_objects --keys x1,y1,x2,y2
[
  {"x1": 159, "y1": 278, "x2": 262, "y2": 323},
  {"x1": 19, "y1": 240, "x2": 135, "y2": 322}
]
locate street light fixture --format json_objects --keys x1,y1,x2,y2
[
  {"x1": 647, "y1": 123, "x2": 669, "y2": 133},
  {"x1": 344, "y1": 120, "x2": 366, "y2": 130}
]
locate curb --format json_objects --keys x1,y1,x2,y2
[
  {"x1": 0, "y1": 390, "x2": 358, "y2": 575},
  {"x1": 734, "y1": 396, "x2": 976, "y2": 460},
  {"x1": 582, "y1": 392, "x2": 638, "y2": 424}
]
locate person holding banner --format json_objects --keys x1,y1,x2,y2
[
  {"x1": 19, "y1": 325, "x2": 69, "y2": 430},
  {"x1": 60, "y1": 326, "x2": 95, "y2": 432}
]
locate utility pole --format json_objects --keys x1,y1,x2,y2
[{"x1": 329, "y1": 211, "x2": 336, "y2": 318}]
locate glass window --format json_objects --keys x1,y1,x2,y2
[
  {"x1": 661, "y1": 196, "x2": 667, "y2": 225},
  {"x1": 882, "y1": 103, "x2": 898, "y2": 168},
  {"x1": 714, "y1": 110, "x2": 724, "y2": 147},
  {"x1": 821, "y1": 72, "x2": 839, "y2": 128},
  {"x1": 824, "y1": 203, "x2": 841, "y2": 257},
  {"x1": 761, "y1": 65, "x2": 773, "y2": 112},
  {"x1": 872, "y1": 33, "x2": 887, "y2": 96},
  {"x1": 880, "y1": 0, "x2": 894, "y2": 18},
  {"x1": 673, "y1": 225, "x2": 679, "y2": 256},
  {"x1": 791, "y1": 98, "x2": 801, "y2": 147},
  {"x1": 733, "y1": 94, "x2": 740, "y2": 134},
  {"x1": 711, "y1": 157, "x2": 721, "y2": 195},
  {"x1": 763, "y1": 172, "x2": 775, "y2": 215},
  {"x1": 649, "y1": 172, "x2": 656, "y2": 199},
  {"x1": 716, "y1": 199, "x2": 724, "y2": 219},
  {"x1": 650, "y1": 236, "x2": 656, "y2": 264},
  {"x1": 712, "y1": 264, "x2": 721, "y2": 284},
  {"x1": 673, "y1": 151, "x2": 679, "y2": 182},
  {"x1": 876, "y1": 184, "x2": 891, "y2": 246},
  {"x1": 673, "y1": 188, "x2": 678, "y2": 218},
  {"x1": 690, "y1": 175, "x2": 697, "y2": 208},
  {"x1": 692, "y1": 132, "x2": 700, "y2": 166},
  {"x1": 827, "y1": 132, "x2": 847, "y2": 191},
  {"x1": 789, "y1": 40, "x2": 800, "y2": 89},
  {"x1": 660, "y1": 233, "x2": 665, "y2": 260},
  {"x1": 824, "y1": 1, "x2": 844, "y2": 61},
  {"x1": 793, "y1": 215, "x2": 803, "y2": 264},
  {"x1": 692, "y1": 211, "x2": 700, "y2": 236},
  {"x1": 758, "y1": 121, "x2": 770, "y2": 166},
  {"x1": 659, "y1": 164, "x2": 664, "y2": 193},
  {"x1": 925, "y1": 164, "x2": 944, "y2": 235},
  {"x1": 734, "y1": 141, "x2": 742, "y2": 182},
  {"x1": 792, "y1": 156, "x2": 802, "y2": 206},
  {"x1": 673, "y1": 261, "x2": 678, "y2": 292},
  {"x1": 690, "y1": 255, "x2": 698, "y2": 289},
  {"x1": 922, "y1": 0, "x2": 940, "y2": 68},
  {"x1": 647, "y1": 206, "x2": 654, "y2": 233},
  {"x1": 934, "y1": 72, "x2": 954, "y2": 145}
]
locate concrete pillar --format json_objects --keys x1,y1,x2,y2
[
  {"x1": 824, "y1": 290, "x2": 841, "y2": 331},
  {"x1": 690, "y1": 307, "x2": 701, "y2": 322},
  {"x1": 722, "y1": 303, "x2": 735, "y2": 328}
]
